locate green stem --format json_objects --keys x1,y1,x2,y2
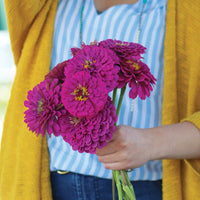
[
  {"x1": 116, "y1": 85, "x2": 126, "y2": 116},
  {"x1": 124, "y1": 172, "x2": 135, "y2": 196},
  {"x1": 119, "y1": 171, "x2": 136, "y2": 200},
  {"x1": 122, "y1": 185, "x2": 134, "y2": 200},
  {"x1": 120, "y1": 170, "x2": 128, "y2": 186},
  {"x1": 112, "y1": 85, "x2": 129, "y2": 200},
  {"x1": 113, "y1": 170, "x2": 123, "y2": 200},
  {"x1": 112, "y1": 171, "x2": 115, "y2": 200},
  {"x1": 112, "y1": 88, "x2": 117, "y2": 106}
]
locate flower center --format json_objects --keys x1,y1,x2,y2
[
  {"x1": 83, "y1": 60, "x2": 97, "y2": 69},
  {"x1": 69, "y1": 116, "x2": 80, "y2": 126},
  {"x1": 115, "y1": 42, "x2": 129, "y2": 46},
  {"x1": 37, "y1": 100, "x2": 44, "y2": 113},
  {"x1": 126, "y1": 60, "x2": 141, "y2": 70},
  {"x1": 72, "y1": 84, "x2": 89, "y2": 101}
]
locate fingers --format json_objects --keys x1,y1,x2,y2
[
  {"x1": 96, "y1": 125, "x2": 151, "y2": 170},
  {"x1": 98, "y1": 153, "x2": 128, "y2": 170},
  {"x1": 98, "y1": 151, "x2": 146, "y2": 170},
  {"x1": 96, "y1": 140, "x2": 117, "y2": 156},
  {"x1": 102, "y1": 162, "x2": 129, "y2": 171},
  {"x1": 98, "y1": 150, "x2": 132, "y2": 170},
  {"x1": 98, "y1": 151, "x2": 123, "y2": 163},
  {"x1": 98, "y1": 152, "x2": 132, "y2": 170},
  {"x1": 96, "y1": 130, "x2": 120, "y2": 156}
]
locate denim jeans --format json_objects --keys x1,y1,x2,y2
[{"x1": 50, "y1": 171, "x2": 162, "y2": 200}]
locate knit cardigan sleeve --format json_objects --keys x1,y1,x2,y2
[
  {"x1": 162, "y1": 1, "x2": 200, "y2": 199},
  {"x1": 176, "y1": 0, "x2": 200, "y2": 176},
  {"x1": 179, "y1": 1, "x2": 200, "y2": 173},
  {"x1": 182, "y1": 113, "x2": 200, "y2": 175},
  {"x1": 4, "y1": 0, "x2": 47, "y2": 65},
  {"x1": 163, "y1": 0, "x2": 200, "y2": 176},
  {"x1": 0, "y1": 0, "x2": 58, "y2": 199}
]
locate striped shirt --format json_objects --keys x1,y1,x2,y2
[{"x1": 48, "y1": 0, "x2": 167, "y2": 180}]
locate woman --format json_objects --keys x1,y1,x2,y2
[{"x1": 0, "y1": 0, "x2": 200, "y2": 199}]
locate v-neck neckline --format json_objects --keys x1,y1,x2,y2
[{"x1": 91, "y1": 0, "x2": 141, "y2": 16}]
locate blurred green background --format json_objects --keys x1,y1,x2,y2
[
  {"x1": 0, "y1": 0, "x2": 7, "y2": 30},
  {"x1": 0, "y1": 0, "x2": 16, "y2": 143}
]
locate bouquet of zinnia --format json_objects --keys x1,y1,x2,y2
[{"x1": 24, "y1": 39, "x2": 156, "y2": 200}]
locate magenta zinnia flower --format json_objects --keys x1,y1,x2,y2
[
  {"x1": 71, "y1": 47, "x2": 81, "y2": 56},
  {"x1": 60, "y1": 97, "x2": 117, "y2": 154},
  {"x1": 45, "y1": 60, "x2": 68, "y2": 83},
  {"x1": 65, "y1": 45, "x2": 120, "y2": 92},
  {"x1": 24, "y1": 79, "x2": 66, "y2": 136},
  {"x1": 121, "y1": 59, "x2": 156, "y2": 100},
  {"x1": 99, "y1": 39, "x2": 146, "y2": 60},
  {"x1": 61, "y1": 71, "x2": 108, "y2": 118}
]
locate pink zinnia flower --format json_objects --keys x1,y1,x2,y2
[
  {"x1": 60, "y1": 97, "x2": 117, "y2": 154},
  {"x1": 122, "y1": 59, "x2": 156, "y2": 100},
  {"x1": 65, "y1": 45, "x2": 120, "y2": 92},
  {"x1": 24, "y1": 79, "x2": 66, "y2": 136},
  {"x1": 99, "y1": 39, "x2": 152, "y2": 95},
  {"x1": 45, "y1": 60, "x2": 68, "y2": 83},
  {"x1": 71, "y1": 47, "x2": 81, "y2": 56},
  {"x1": 99, "y1": 39, "x2": 146, "y2": 60},
  {"x1": 71, "y1": 42, "x2": 87, "y2": 56},
  {"x1": 61, "y1": 71, "x2": 108, "y2": 118}
]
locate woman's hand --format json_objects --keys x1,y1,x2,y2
[
  {"x1": 96, "y1": 122, "x2": 200, "y2": 171},
  {"x1": 96, "y1": 125, "x2": 154, "y2": 170}
]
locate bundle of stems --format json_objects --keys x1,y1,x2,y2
[{"x1": 112, "y1": 85, "x2": 136, "y2": 200}]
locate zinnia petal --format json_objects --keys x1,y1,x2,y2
[
  {"x1": 60, "y1": 97, "x2": 117, "y2": 154},
  {"x1": 24, "y1": 79, "x2": 65, "y2": 137},
  {"x1": 65, "y1": 45, "x2": 120, "y2": 92},
  {"x1": 45, "y1": 60, "x2": 68, "y2": 83},
  {"x1": 61, "y1": 71, "x2": 108, "y2": 118}
]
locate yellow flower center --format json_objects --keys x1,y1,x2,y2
[
  {"x1": 83, "y1": 60, "x2": 97, "y2": 69},
  {"x1": 126, "y1": 60, "x2": 141, "y2": 70},
  {"x1": 37, "y1": 100, "x2": 44, "y2": 113},
  {"x1": 72, "y1": 84, "x2": 89, "y2": 101},
  {"x1": 115, "y1": 42, "x2": 129, "y2": 46},
  {"x1": 69, "y1": 116, "x2": 80, "y2": 126},
  {"x1": 84, "y1": 64, "x2": 89, "y2": 69}
]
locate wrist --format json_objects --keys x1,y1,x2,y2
[
  {"x1": 145, "y1": 126, "x2": 166, "y2": 161},
  {"x1": 147, "y1": 122, "x2": 200, "y2": 161}
]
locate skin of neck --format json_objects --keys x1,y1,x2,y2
[{"x1": 93, "y1": 0, "x2": 139, "y2": 12}]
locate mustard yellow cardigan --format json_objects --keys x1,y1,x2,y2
[{"x1": 0, "y1": 0, "x2": 200, "y2": 199}]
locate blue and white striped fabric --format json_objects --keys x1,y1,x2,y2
[{"x1": 48, "y1": 0, "x2": 167, "y2": 181}]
